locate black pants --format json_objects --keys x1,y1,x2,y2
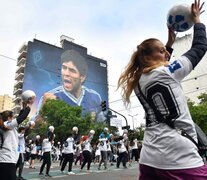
[
  {"x1": 131, "y1": 149, "x2": 139, "y2": 161},
  {"x1": 99, "y1": 151, "x2": 108, "y2": 168},
  {"x1": 81, "y1": 150, "x2": 92, "y2": 170},
  {"x1": 16, "y1": 153, "x2": 25, "y2": 178},
  {"x1": 0, "y1": 163, "x2": 16, "y2": 180},
  {"x1": 117, "y1": 151, "x2": 128, "y2": 168},
  {"x1": 60, "y1": 153, "x2": 74, "y2": 172},
  {"x1": 40, "y1": 151, "x2": 51, "y2": 175}
]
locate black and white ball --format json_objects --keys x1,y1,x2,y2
[
  {"x1": 48, "y1": 125, "x2": 55, "y2": 132},
  {"x1": 72, "y1": 126, "x2": 78, "y2": 132},
  {"x1": 89, "y1": 129, "x2": 95, "y2": 135},
  {"x1": 21, "y1": 90, "x2": 36, "y2": 102},
  {"x1": 167, "y1": 4, "x2": 193, "y2": 32}
]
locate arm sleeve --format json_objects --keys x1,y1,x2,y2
[
  {"x1": 166, "y1": 46, "x2": 173, "y2": 56},
  {"x1": 183, "y1": 23, "x2": 207, "y2": 68},
  {"x1": 16, "y1": 106, "x2": 31, "y2": 125}
]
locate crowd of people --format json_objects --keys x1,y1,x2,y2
[
  {"x1": 0, "y1": 98, "x2": 142, "y2": 180},
  {"x1": 21, "y1": 126, "x2": 142, "y2": 178},
  {"x1": 2, "y1": 1, "x2": 206, "y2": 179}
]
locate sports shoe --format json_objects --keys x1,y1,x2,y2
[
  {"x1": 68, "y1": 171, "x2": 75, "y2": 175},
  {"x1": 60, "y1": 170, "x2": 64, "y2": 174},
  {"x1": 45, "y1": 174, "x2": 52, "y2": 177},
  {"x1": 39, "y1": 172, "x2": 44, "y2": 176}
]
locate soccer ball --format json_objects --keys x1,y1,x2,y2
[
  {"x1": 21, "y1": 90, "x2": 36, "y2": 102},
  {"x1": 28, "y1": 121, "x2": 35, "y2": 127},
  {"x1": 72, "y1": 126, "x2": 78, "y2": 132},
  {"x1": 89, "y1": 129, "x2": 95, "y2": 135},
  {"x1": 167, "y1": 4, "x2": 193, "y2": 32},
  {"x1": 48, "y1": 125, "x2": 55, "y2": 132}
]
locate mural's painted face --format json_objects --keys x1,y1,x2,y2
[{"x1": 61, "y1": 61, "x2": 85, "y2": 98}]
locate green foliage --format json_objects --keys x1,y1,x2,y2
[
  {"x1": 127, "y1": 127, "x2": 145, "y2": 141},
  {"x1": 188, "y1": 94, "x2": 207, "y2": 134},
  {"x1": 198, "y1": 93, "x2": 207, "y2": 105},
  {"x1": 31, "y1": 99, "x2": 109, "y2": 143}
]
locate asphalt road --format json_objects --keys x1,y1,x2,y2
[{"x1": 20, "y1": 161, "x2": 139, "y2": 180}]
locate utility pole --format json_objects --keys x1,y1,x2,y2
[
  {"x1": 128, "y1": 113, "x2": 138, "y2": 130},
  {"x1": 107, "y1": 107, "x2": 129, "y2": 128}
]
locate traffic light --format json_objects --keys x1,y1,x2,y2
[{"x1": 101, "y1": 101, "x2": 107, "y2": 111}]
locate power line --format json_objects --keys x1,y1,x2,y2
[{"x1": 0, "y1": 54, "x2": 17, "y2": 61}]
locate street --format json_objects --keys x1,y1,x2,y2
[{"x1": 21, "y1": 161, "x2": 139, "y2": 180}]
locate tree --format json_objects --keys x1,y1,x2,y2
[
  {"x1": 187, "y1": 94, "x2": 207, "y2": 134},
  {"x1": 30, "y1": 99, "x2": 108, "y2": 143}
]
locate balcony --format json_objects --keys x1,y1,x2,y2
[
  {"x1": 13, "y1": 96, "x2": 21, "y2": 103},
  {"x1": 16, "y1": 64, "x2": 25, "y2": 74},
  {"x1": 17, "y1": 57, "x2": 26, "y2": 66},
  {"x1": 14, "y1": 80, "x2": 23, "y2": 89},
  {"x1": 13, "y1": 88, "x2": 22, "y2": 96},
  {"x1": 17, "y1": 51, "x2": 27, "y2": 61},
  {"x1": 15, "y1": 73, "x2": 24, "y2": 81},
  {"x1": 18, "y1": 43, "x2": 27, "y2": 53}
]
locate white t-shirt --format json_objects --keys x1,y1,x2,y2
[
  {"x1": 18, "y1": 133, "x2": 26, "y2": 153},
  {"x1": 64, "y1": 137, "x2": 74, "y2": 154},
  {"x1": 99, "y1": 138, "x2": 108, "y2": 151},
  {"x1": 118, "y1": 140, "x2": 127, "y2": 153},
  {"x1": 0, "y1": 119, "x2": 19, "y2": 163},
  {"x1": 135, "y1": 57, "x2": 203, "y2": 169},
  {"x1": 82, "y1": 139, "x2": 92, "y2": 152},
  {"x1": 42, "y1": 138, "x2": 52, "y2": 153}
]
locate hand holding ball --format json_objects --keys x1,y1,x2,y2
[
  {"x1": 167, "y1": 4, "x2": 193, "y2": 32},
  {"x1": 21, "y1": 90, "x2": 36, "y2": 103},
  {"x1": 72, "y1": 126, "x2": 78, "y2": 132},
  {"x1": 28, "y1": 121, "x2": 35, "y2": 128},
  {"x1": 49, "y1": 125, "x2": 55, "y2": 132},
  {"x1": 89, "y1": 129, "x2": 95, "y2": 135}
]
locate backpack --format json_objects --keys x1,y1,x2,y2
[
  {"x1": 194, "y1": 123, "x2": 207, "y2": 157},
  {"x1": 137, "y1": 83, "x2": 207, "y2": 158}
]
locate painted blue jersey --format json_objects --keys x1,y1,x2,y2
[{"x1": 32, "y1": 85, "x2": 103, "y2": 121}]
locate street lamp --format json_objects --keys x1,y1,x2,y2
[{"x1": 128, "y1": 113, "x2": 138, "y2": 130}]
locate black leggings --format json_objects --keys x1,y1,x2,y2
[
  {"x1": 61, "y1": 153, "x2": 74, "y2": 172},
  {"x1": 16, "y1": 153, "x2": 25, "y2": 177},
  {"x1": 40, "y1": 152, "x2": 51, "y2": 175},
  {"x1": 81, "y1": 150, "x2": 92, "y2": 170}
]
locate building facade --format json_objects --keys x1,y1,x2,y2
[
  {"x1": 0, "y1": 94, "x2": 14, "y2": 112},
  {"x1": 13, "y1": 35, "x2": 109, "y2": 119},
  {"x1": 173, "y1": 34, "x2": 207, "y2": 103}
]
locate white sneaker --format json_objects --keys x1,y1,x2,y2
[
  {"x1": 68, "y1": 171, "x2": 75, "y2": 175},
  {"x1": 60, "y1": 170, "x2": 64, "y2": 174}
]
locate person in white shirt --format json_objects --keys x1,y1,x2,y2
[
  {"x1": 129, "y1": 138, "x2": 139, "y2": 163},
  {"x1": 16, "y1": 126, "x2": 31, "y2": 180},
  {"x1": 118, "y1": 1, "x2": 207, "y2": 179},
  {"x1": 80, "y1": 131, "x2": 94, "y2": 172},
  {"x1": 116, "y1": 136, "x2": 128, "y2": 169},
  {"x1": 0, "y1": 98, "x2": 34, "y2": 180},
  {"x1": 39, "y1": 126, "x2": 54, "y2": 177},
  {"x1": 98, "y1": 127, "x2": 110, "y2": 170},
  {"x1": 29, "y1": 140, "x2": 37, "y2": 169},
  {"x1": 60, "y1": 132, "x2": 75, "y2": 175}
]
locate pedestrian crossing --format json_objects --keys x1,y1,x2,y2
[{"x1": 23, "y1": 162, "x2": 138, "y2": 179}]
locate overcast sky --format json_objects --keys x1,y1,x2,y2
[{"x1": 0, "y1": 0, "x2": 207, "y2": 128}]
